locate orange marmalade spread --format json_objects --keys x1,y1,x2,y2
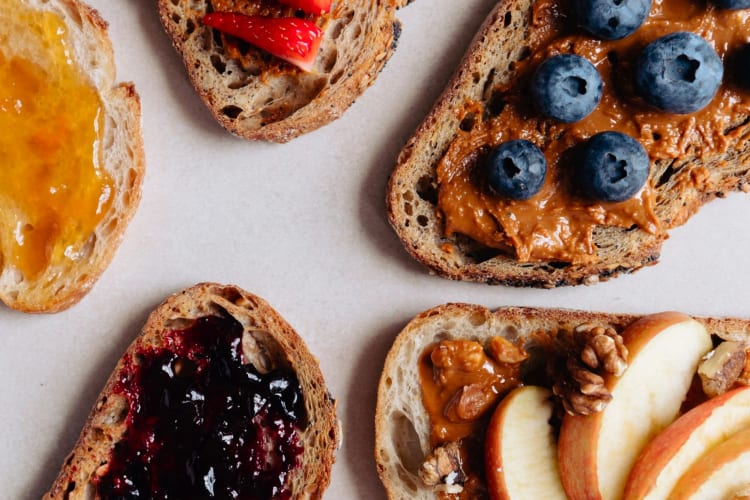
[
  {"x1": 0, "y1": 1, "x2": 113, "y2": 279},
  {"x1": 437, "y1": 0, "x2": 750, "y2": 264}
]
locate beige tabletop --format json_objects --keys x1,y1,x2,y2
[{"x1": 3, "y1": 0, "x2": 750, "y2": 497}]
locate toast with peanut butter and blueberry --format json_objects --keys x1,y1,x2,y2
[
  {"x1": 46, "y1": 283, "x2": 339, "y2": 499},
  {"x1": 375, "y1": 304, "x2": 750, "y2": 499},
  {"x1": 386, "y1": 0, "x2": 750, "y2": 287},
  {"x1": 158, "y1": 0, "x2": 409, "y2": 142},
  {"x1": 0, "y1": 0, "x2": 144, "y2": 312}
]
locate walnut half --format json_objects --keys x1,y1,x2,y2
[
  {"x1": 698, "y1": 341, "x2": 748, "y2": 398},
  {"x1": 419, "y1": 441, "x2": 466, "y2": 493},
  {"x1": 551, "y1": 324, "x2": 628, "y2": 416}
]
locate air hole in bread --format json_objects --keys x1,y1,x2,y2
[
  {"x1": 504, "y1": 11, "x2": 512, "y2": 27},
  {"x1": 460, "y1": 113, "x2": 476, "y2": 132},
  {"x1": 329, "y1": 69, "x2": 344, "y2": 85},
  {"x1": 171, "y1": 13, "x2": 180, "y2": 24},
  {"x1": 415, "y1": 176, "x2": 437, "y2": 204},
  {"x1": 164, "y1": 318, "x2": 194, "y2": 330},
  {"x1": 465, "y1": 247, "x2": 501, "y2": 264},
  {"x1": 486, "y1": 90, "x2": 505, "y2": 116},
  {"x1": 186, "y1": 18, "x2": 196, "y2": 35},
  {"x1": 390, "y1": 411, "x2": 423, "y2": 475},
  {"x1": 417, "y1": 215, "x2": 428, "y2": 227},
  {"x1": 547, "y1": 261, "x2": 570, "y2": 269},
  {"x1": 221, "y1": 105, "x2": 243, "y2": 119},
  {"x1": 210, "y1": 54, "x2": 226, "y2": 74},
  {"x1": 322, "y1": 49, "x2": 338, "y2": 73},
  {"x1": 656, "y1": 162, "x2": 679, "y2": 188},
  {"x1": 351, "y1": 24, "x2": 362, "y2": 39},
  {"x1": 472, "y1": 71, "x2": 481, "y2": 84},
  {"x1": 329, "y1": 21, "x2": 344, "y2": 40},
  {"x1": 468, "y1": 311, "x2": 487, "y2": 326},
  {"x1": 404, "y1": 202, "x2": 413, "y2": 216}
]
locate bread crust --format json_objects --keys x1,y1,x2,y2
[
  {"x1": 374, "y1": 304, "x2": 750, "y2": 499},
  {"x1": 45, "y1": 283, "x2": 339, "y2": 500},
  {"x1": 0, "y1": 0, "x2": 145, "y2": 313},
  {"x1": 157, "y1": 0, "x2": 407, "y2": 142},
  {"x1": 386, "y1": 0, "x2": 750, "y2": 287}
]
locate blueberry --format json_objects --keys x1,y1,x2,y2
[
  {"x1": 636, "y1": 32, "x2": 723, "y2": 114},
  {"x1": 576, "y1": 0, "x2": 651, "y2": 40},
  {"x1": 532, "y1": 54, "x2": 603, "y2": 123},
  {"x1": 714, "y1": 0, "x2": 750, "y2": 9},
  {"x1": 578, "y1": 132, "x2": 649, "y2": 202},
  {"x1": 485, "y1": 140, "x2": 546, "y2": 200}
]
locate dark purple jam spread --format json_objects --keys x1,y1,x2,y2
[{"x1": 95, "y1": 315, "x2": 305, "y2": 499}]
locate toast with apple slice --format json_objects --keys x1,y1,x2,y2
[
  {"x1": 45, "y1": 283, "x2": 339, "y2": 499},
  {"x1": 0, "y1": 0, "x2": 144, "y2": 312},
  {"x1": 374, "y1": 305, "x2": 750, "y2": 499},
  {"x1": 386, "y1": 0, "x2": 750, "y2": 287},
  {"x1": 158, "y1": 0, "x2": 410, "y2": 142}
]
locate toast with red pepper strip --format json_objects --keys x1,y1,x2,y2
[
  {"x1": 45, "y1": 283, "x2": 340, "y2": 499},
  {"x1": 386, "y1": 0, "x2": 750, "y2": 287},
  {"x1": 158, "y1": 0, "x2": 410, "y2": 142}
]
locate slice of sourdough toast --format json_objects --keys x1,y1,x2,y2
[
  {"x1": 158, "y1": 0, "x2": 409, "y2": 142},
  {"x1": 374, "y1": 304, "x2": 750, "y2": 499},
  {"x1": 0, "y1": 0, "x2": 144, "y2": 312},
  {"x1": 386, "y1": 0, "x2": 750, "y2": 287},
  {"x1": 45, "y1": 283, "x2": 339, "y2": 499}
]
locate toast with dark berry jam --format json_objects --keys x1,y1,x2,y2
[
  {"x1": 157, "y1": 0, "x2": 410, "y2": 142},
  {"x1": 45, "y1": 283, "x2": 339, "y2": 499},
  {"x1": 386, "y1": 0, "x2": 750, "y2": 287}
]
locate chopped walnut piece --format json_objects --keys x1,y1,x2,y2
[
  {"x1": 487, "y1": 336, "x2": 528, "y2": 365},
  {"x1": 444, "y1": 383, "x2": 493, "y2": 422},
  {"x1": 419, "y1": 441, "x2": 466, "y2": 490},
  {"x1": 698, "y1": 341, "x2": 748, "y2": 397},
  {"x1": 550, "y1": 324, "x2": 628, "y2": 416}
]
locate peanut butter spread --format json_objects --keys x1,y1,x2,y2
[
  {"x1": 418, "y1": 339, "x2": 523, "y2": 446},
  {"x1": 437, "y1": 0, "x2": 750, "y2": 264}
]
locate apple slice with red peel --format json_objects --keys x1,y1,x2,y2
[
  {"x1": 624, "y1": 385, "x2": 750, "y2": 500},
  {"x1": 485, "y1": 386, "x2": 566, "y2": 500},
  {"x1": 670, "y1": 426, "x2": 750, "y2": 498},
  {"x1": 558, "y1": 312, "x2": 713, "y2": 500}
]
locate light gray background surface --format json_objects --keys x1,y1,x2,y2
[{"x1": 3, "y1": 0, "x2": 750, "y2": 497}]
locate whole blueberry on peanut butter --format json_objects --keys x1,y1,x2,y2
[
  {"x1": 486, "y1": 139, "x2": 546, "y2": 200},
  {"x1": 579, "y1": 132, "x2": 649, "y2": 202},
  {"x1": 532, "y1": 54, "x2": 603, "y2": 123},
  {"x1": 636, "y1": 32, "x2": 723, "y2": 114},
  {"x1": 576, "y1": 0, "x2": 652, "y2": 40},
  {"x1": 714, "y1": 0, "x2": 750, "y2": 9}
]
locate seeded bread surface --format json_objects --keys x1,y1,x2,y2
[
  {"x1": 45, "y1": 283, "x2": 340, "y2": 500},
  {"x1": 374, "y1": 304, "x2": 750, "y2": 499},
  {"x1": 386, "y1": 0, "x2": 750, "y2": 287},
  {"x1": 158, "y1": 0, "x2": 410, "y2": 142},
  {"x1": 0, "y1": 0, "x2": 144, "y2": 312}
]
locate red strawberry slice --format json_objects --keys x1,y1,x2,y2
[
  {"x1": 277, "y1": 0, "x2": 332, "y2": 15},
  {"x1": 202, "y1": 13, "x2": 323, "y2": 72}
]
